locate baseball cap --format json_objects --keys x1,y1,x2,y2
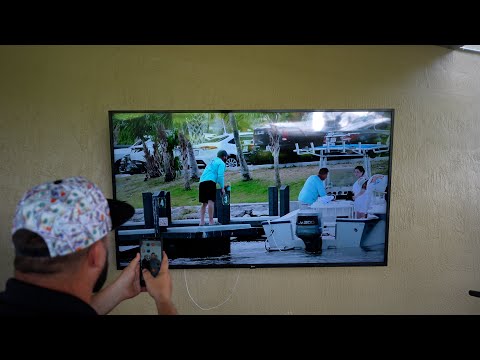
[
  {"x1": 217, "y1": 150, "x2": 228, "y2": 158},
  {"x1": 11, "y1": 176, "x2": 134, "y2": 258}
]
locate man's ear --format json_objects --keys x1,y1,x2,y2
[{"x1": 87, "y1": 240, "x2": 107, "y2": 270}]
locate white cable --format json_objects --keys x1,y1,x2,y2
[
  {"x1": 265, "y1": 218, "x2": 285, "y2": 252},
  {"x1": 184, "y1": 268, "x2": 241, "y2": 311}
]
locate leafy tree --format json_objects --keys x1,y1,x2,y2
[
  {"x1": 121, "y1": 114, "x2": 159, "y2": 178},
  {"x1": 113, "y1": 113, "x2": 178, "y2": 180},
  {"x1": 112, "y1": 113, "x2": 149, "y2": 145}
]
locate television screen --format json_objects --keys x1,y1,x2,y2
[{"x1": 109, "y1": 110, "x2": 393, "y2": 269}]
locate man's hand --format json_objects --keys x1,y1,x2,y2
[
  {"x1": 114, "y1": 252, "x2": 142, "y2": 300},
  {"x1": 91, "y1": 253, "x2": 142, "y2": 315},
  {"x1": 142, "y1": 251, "x2": 177, "y2": 315}
]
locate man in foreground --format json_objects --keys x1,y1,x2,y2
[{"x1": 0, "y1": 176, "x2": 177, "y2": 315}]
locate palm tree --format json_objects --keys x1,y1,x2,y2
[
  {"x1": 112, "y1": 120, "x2": 121, "y2": 146},
  {"x1": 178, "y1": 132, "x2": 191, "y2": 190},
  {"x1": 186, "y1": 138, "x2": 200, "y2": 181},
  {"x1": 156, "y1": 123, "x2": 176, "y2": 182},
  {"x1": 177, "y1": 119, "x2": 200, "y2": 182},
  {"x1": 121, "y1": 114, "x2": 161, "y2": 179},
  {"x1": 185, "y1": 113, "x2": 210, "y2": 145},
  {"x1": 115, "y1": 112, "x2": 180, "y2": 180},
  {"x1": 227, "y1": 113, "x2": 252, "y2": 181},
  {"x1": 142, "y1": 140, "x2": 162, "y2": 180},
  {"x1": 268, "y1": 122, "x2": 282, "y2": 188}
]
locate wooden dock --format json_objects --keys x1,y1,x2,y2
[{"x1": 117, "y1": 223, "x2": 260, "y2": 260}]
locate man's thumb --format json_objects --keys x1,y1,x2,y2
[{"x1": 142, "y1": 269, "x2": 153, "y2": 284}]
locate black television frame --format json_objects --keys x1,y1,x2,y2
[{"x1": 109, "y1": 109, "x2": 394, "y2": 270}]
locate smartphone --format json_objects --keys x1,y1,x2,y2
[{"x1": 139, "y1": 239, "x2": 163, "y2": 287}]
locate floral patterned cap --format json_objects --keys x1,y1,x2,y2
[{"x1": 12, "y1": 176, "x2": 134, "y2": 257}]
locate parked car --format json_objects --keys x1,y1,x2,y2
[
  {"x1": 193, "y1": 132, "x2": 253, "y2": 169},
  {"x1": 112, "y1": 139, "x2": 151, "y2": 174},
  {"x1": 253, "y1": 124, "x2": 326, "y2": 152},
  {"x1": 114, "y1": 136, "x2": 181, "y2": 175},
  {"x1": 129, "y1": 138, "x2": 155, "y2": 164},
  {"x1": 114, "y1": 145, "x2": 133, "y2": 163},
  {"x1": 113, "y1": 143, "x2": 139, "y2": 174},
  {"x1": 339, "y1": 122, "x2": 389, "y2": 145},
  {"x1": 323, "y1": 122, "x2": 390, "y2": 148}
]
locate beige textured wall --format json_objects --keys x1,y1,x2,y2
[{"x1": 1, "y1": 45, "x2": 479, "y2": 314}]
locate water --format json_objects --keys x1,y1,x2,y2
[{"x1": 168, "y1": 240, "x2": 385, "y2": 267}]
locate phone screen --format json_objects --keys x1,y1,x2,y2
[{"x1": 139, "y1": 239, "x2": 163, "y2": 286}]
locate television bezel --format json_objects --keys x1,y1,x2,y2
[{"x1": 109, "y1": 109, "x2": 394, "y2": 270}]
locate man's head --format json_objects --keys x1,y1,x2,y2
[
  {"x1": 318, "y1": 167, "x2": 329, "y2": 181},
  {"x1": 217, "y1": 150, "x2": 228, "y2": 163},
  {"x1": 11, "y1": 176, "x2": 134, "y2": 292}
]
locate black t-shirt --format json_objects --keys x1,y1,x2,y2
[{"x1": 0, "y1": 278, "x2": 98, "y2": 315}]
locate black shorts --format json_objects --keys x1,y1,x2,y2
[{"x1": 199, "y1": 180, "x2": 217, "y2": 203}]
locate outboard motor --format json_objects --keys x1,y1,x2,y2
[{"x1": 295, "y1": 210, "x2": 322, "y2": 253}]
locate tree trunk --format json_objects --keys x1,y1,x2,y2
[
  {"x1": 178, "y1": 133, "x2": 191, "y2": 190},
  {"x1": 268, "y1": 123, "x2": 281, "y2": 188},
  {"x1": 163, "y1": 148, "x2": 175, "y2": 182},
  {"x1": 113, "y1": 122, "x2": 120, "y2": 146},
  {"x1": 157, "y1": 126, "x2": 176, "y2": 182},
  {"x1": 142, "y1": 140, "x2": 161, "y2": 180},
  {"x1": 186, "y1": 138, "x2": 200, "y2": 182},
  {"x1": 274, "y1": 152, "x2": 281, "y2": 188},
  {"x1": 229, "y1": 113, "x2": 252, "y2": 181}
]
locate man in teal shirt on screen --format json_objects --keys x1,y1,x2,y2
[
  {"x1": 198, "y1": 150, "x2": 228, "y2": 225},
  {"x1": 298, "y1": 167, "x2": 329, "y2": 208}
]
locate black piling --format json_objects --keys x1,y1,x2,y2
[
  {"x1": 215, "y1": 188, "x2": 231, "y2": 224},
  {"x1": 279, "y1": 185, "x2": 290, "y2": 217},
  {"x1": 142, "y1": 192, "x2": 153, "y2": 229},
  {"x1": 268, "y1": 186, "x2": 278, "y2": 216},
  {"x1": 153, "y1": 190, "x2": 172, "y2": 236}
]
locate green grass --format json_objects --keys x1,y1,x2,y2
[
  {"x1": 115, "y1": 157, "x2": 390, "y2": 208},
  {"x1": 116, "y1": 175, "x2": 199, "y2": 208},
  {"x1": 228, "y1": 179, "x2": 269, "y2": 203},
  {"x1": 116, "y1": 171, "x2": 307, "y2": 208}
]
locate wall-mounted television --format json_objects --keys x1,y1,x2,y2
[{"x1": 109, "y1": 110, "x2": 393, "y2": 269}]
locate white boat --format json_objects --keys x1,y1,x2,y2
[{"x1": 262, "y1": 174, "x2": 388, "y2": 252}]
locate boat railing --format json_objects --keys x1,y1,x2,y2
[{"x1": 293, "y1": 141, "x2": 389, "y2": 157}]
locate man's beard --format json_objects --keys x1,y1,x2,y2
[{"x1": 93, "y1": 256, "x2": 108, "y2": 293}]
